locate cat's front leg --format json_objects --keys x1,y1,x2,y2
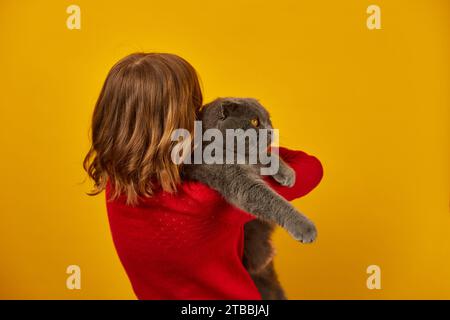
[
  {"x1": 219, "y1": 165, "x2": 317, "y2": 243},
  {"x1": 271, "y1": 157, "x2": 295, "y2": 187},
  {"x1": 283, "y1": 212, "x2": 317, "y2": 243}
]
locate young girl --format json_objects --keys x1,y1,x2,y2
[{"x1": 84, "y1": 52, "x2": 323, "y2": 299}]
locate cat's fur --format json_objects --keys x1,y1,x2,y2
[{"x1": 182, "y1": 97, "x2": 317, "y2": 299}]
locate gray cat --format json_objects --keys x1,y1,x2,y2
[{"x1": 182, "y1": 97, "x2": 317, "y2": 300}]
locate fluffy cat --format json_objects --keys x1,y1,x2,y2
[{"x1": 182, "y1": 97, "x2": 317, "y2": 299}]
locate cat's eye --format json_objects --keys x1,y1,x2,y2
[{"x1": 250, "y1": 118, "x2": 259, "y2": 127}]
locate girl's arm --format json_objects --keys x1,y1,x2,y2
[{"x1": 264, "y1": 147, "x2": 323, "y2": 201}]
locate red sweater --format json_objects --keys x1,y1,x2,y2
[{"x1": 106, "y1": 148, "x2": 323, "y2": 300}]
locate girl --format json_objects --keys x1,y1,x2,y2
[{"x1": 84, "y1": 52, "x2": 323, "y2": 299}]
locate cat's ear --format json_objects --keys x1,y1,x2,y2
[{"x1": 219, "y1": 100, "x2": 239, "y2": 119}]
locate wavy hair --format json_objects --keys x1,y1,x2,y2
[{"x1": 83, "y1": 53, "x2": 203, "y2": 204}]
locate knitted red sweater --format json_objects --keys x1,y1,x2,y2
[{"x1": 106, "y1": 147, "x2": 323, "y2": 300}]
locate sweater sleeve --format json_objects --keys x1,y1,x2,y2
[{"x1": 263, "y1": 147, "x2": 323, "y2": 201}]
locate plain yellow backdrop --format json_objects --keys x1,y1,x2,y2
[{"x1": 0, "y1": 0, "x2": 449, "y2": 299}]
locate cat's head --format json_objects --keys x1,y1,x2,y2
[
  {"x1": 200, "y1": 97, "x2": 274, "y2": 157},
  {"x1": 200, "y1": 97, "x2": 273, "y2": 131}
]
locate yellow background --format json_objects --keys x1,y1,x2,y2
[{"x1": 0, "y1": 0, "x2": 449, "y2": 299}]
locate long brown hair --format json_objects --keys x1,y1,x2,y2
[{"x1": 83, "y1": 53, "x2": 203, "y2": 204}]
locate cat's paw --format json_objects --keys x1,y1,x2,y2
[
  {"x1": 273, "y1": 166, "x2": 296, "y2": 187},
  {"x1": 290, "y1": 220, "x2": 317, "y2": 244}
]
